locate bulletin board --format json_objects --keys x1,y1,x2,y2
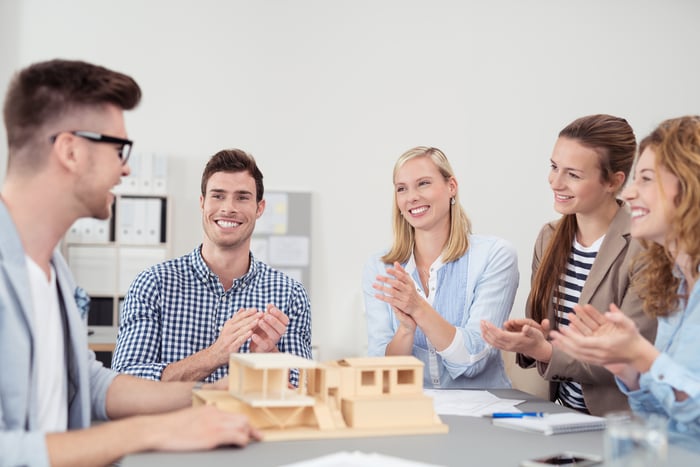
[{"x1": 250, "y1": 191, "x2": 312, "y2": 297}]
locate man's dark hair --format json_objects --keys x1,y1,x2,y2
[
  {"x1": 201, "y1": 149, "x2": 265, "y2": 202},
  {"x1": 3, "y1": 59, "x2": 141, "y2": 155}
]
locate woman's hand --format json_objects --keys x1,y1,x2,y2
[
  {"x1": 481, "y1": 319, "x2": 552, "y2": 362},
  {"x1": 550, "y1": 304, "x2": 659, "y2": 374},
  {"x1": 373, "y1": 262, "x2": 428, "y2": 319}
]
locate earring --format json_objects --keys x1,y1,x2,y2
[{"x1": 450, "y1": 197, "x2": 456, "y2": 205}]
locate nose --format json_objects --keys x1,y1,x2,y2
[
  {"x1": 621, "y1": 183, "x2": 636, "y2": 202},
  {"x1": 121, "y1": 162, "x2": 131, "y2": 177},
  {"x1": 220, "y1": 199, "x2": 237, "y2": 213},
  {"x1": 548, "y1": 170, "x2": 563, "y2": 189}
]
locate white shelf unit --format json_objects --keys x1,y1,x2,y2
[{"x1": 62, "y1": 193, "x2": 171, "y2": 357}]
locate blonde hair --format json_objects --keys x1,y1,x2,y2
[
  {"x1": 381, "y1": 146, "x2": 471, "y2": 265},
  {"x1": 632, "y1": 116, "x2": 700, "y2": 317}
]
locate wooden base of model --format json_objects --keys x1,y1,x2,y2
[{"x1": 193, "y1": 353, "x2": 448, "y2": 441}]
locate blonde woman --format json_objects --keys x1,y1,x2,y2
[{"x1": 364, "y1": 146, "x2": 519, "y2": 389}]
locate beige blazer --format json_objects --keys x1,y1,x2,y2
[{"x1": 516, "y1": 206, "x2": 657, "y2": 416}]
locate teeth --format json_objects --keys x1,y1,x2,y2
[
  {"x1": 216, "y1": 220, "x2": 240, "y2": 228},
  {"x1": 555, "y1": 194, "x2": 573, "y2": 200},
  {"x1": 631, "y1": 209, "x2": 647, "y2": 219},
  {"x1": 410, "y1": 206, "x2": 428, "y2": 214}
]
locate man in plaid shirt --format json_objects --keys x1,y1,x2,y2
[{"x1": 112, "y1": 149, "x2": 312, "y2": 385}]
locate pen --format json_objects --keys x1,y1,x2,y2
[{"x1": 490, "y1": 412, "x2": 545, "y2": 418}]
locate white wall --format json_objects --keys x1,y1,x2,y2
[{"x1": 2, "y1": 1, "x2": 699, "y2": 386}]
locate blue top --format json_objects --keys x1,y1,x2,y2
[
  {"x1": 618, "y1": 268, "x2": 700, "y2": 451},
  {"x1": 363, "y1": 234, "x2": 519, "y2": 389},
  {"x1": 112, "y1": 246, "x2": 312, "y2": 385}
]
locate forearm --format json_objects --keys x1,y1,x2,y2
[
  {"x1": 45, "y1": 416, "x2": 166, "y2": 467},
  {"x1": 630, "y1": 336, "x2": 661, "y2": 375},
  {"x1": 413, "y1": 303, "x2": 455, "y2": 351},
  {"x1": 385, "y1": 327, "x2": 415, "y2": 355},
  {"x1": 106, "y1": 374, "x2": 195, "y2": 419},
  {"x1": 160, "y1": 347, "x2": 221, "y2": 382}
]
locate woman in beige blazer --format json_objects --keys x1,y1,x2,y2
[{"x1": 481, "y1": 114, "x2": 656, "y2": 416}]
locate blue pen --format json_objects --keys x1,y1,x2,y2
[{"x1": 490, "y1": 412, "x2": 545, "y2": 418}]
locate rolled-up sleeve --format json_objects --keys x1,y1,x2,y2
[{"x1": 439, "y1": 238, "x2": 519, "y2": 378}]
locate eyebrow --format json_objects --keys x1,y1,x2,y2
[
  {"x1": 394, "y1": 176, "x2": 434, "y2": 185},
  {"x1": 550, "y1": 159, "x2": 584, "y2": 173},
  {"x1": 208, "y1": 188, "x2": 254, "y2": 196}
]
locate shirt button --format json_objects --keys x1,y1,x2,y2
[
  {"x1": 432, "y1": 378, "x2": 440, "y2": 385},
  {"x1": 430, "y1": 348, "x2": 436, "y2": 355},
  {"x1": 220, "y1": 295, "x2": 225, "y2": 301},
  {"x1": 658, "y1": 374, "x2": 664, "y2": 380}
]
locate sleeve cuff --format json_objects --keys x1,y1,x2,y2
[{"x1": 436, "y1": 329, "x2": 490, "y2": 365}]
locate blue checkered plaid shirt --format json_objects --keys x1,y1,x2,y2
[{"x1": 112, "y1": 246, "x2": 312, "y2": 385}]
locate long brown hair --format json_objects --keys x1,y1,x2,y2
[
  {"x1": 632, "y1": 116, "x2": 700, "y2": 317},
  {"x1": 529, "y1": 115, "x2": 636, "y2": 323}
]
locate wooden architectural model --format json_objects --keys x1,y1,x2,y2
[{"x1": 192, "y1": 353, "x2": 448, "y2": 441}]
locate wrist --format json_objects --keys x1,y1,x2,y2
[
  {"x1": 631, "y1": 336, "x2": 659, "y2": 374},
  {"x1": 533, "y1": 341, "x2": 553, "y2": 363}
]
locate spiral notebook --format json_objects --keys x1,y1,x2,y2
[{"x1": 492, "y1": 412, "x2": 606, "y2": 436}]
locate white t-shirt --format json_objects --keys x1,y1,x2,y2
[{"x1": 26, "y1": 256, "x2": 68, "y2": 432}]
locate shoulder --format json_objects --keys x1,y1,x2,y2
[
  {"x1": 253, "y1": 258, "x2": 307, "y2": 291},
  {"x1": 469, "y1": 234, "x2": 516, "y2": 258},
  {"x1": 537, "y1": 219, "x2": 558, "y2": 241},
  {"x1": 134, "y1": 250, "x2": 194, "y2": 285}
]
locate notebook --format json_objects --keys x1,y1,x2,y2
[{"x1": 492, "y1": 412, "x2": 606, "y2": 436}]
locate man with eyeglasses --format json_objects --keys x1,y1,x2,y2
[{"x1": 0, "y1": 59, "x2": 260, "y2": 467}]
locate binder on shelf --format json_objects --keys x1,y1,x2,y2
[
  {"x1": 151, "y1": 153, "x2": 168, "y2": 195},
  {"x1": 138, "y1": 152, "x2": 153, "y2": 194},
  {"x1": 65, "y1": 218, "x2": 111, "y2": 244},
  {"x1": 143, "y1": 198, "x2": 163, "y2": 244},
  {"x1": 492, "y1": 412, "x2": 606, "y2": 436}
]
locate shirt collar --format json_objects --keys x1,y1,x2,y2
[{"x1": 190, "y1": 245, "x2": 259, "y2": 285}]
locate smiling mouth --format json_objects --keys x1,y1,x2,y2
[
  {"x1": 630, "y1": 208, "x2": 649, "y2": 219},
  {"x1": 409, "y1": 206, "x2": 429, "y2": 215},
  {"x1": 216, "y1": 219, "x2": 241, "y2": 228},
  {"x1": 555, "y1": 194, "x2": 573, "y2": 201}
]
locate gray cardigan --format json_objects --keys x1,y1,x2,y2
[{"x1": 0, "y1": 200, "x2": 117, "y2": 467}]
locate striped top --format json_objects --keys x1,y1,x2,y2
[{"x1": 555, "y1": 236, "x2": 604, "y2": 411}]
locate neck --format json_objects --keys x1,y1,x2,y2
[
  {"x1": 1, "y1": 174, "x2": 76, "y2": 274},
  {"x1": 413, "y1": 228, "x2": 448, "y2": 268},
  {"x1": 200, "y1": 241, "x2": 250, "y2": 289},
  {"x1": 675, "y1": 252, "x2": 698, "y2": 292},
  {"x1": 575, "y1": 199, "x2": 620, "y2": 247}
]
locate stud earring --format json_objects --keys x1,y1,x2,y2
[{"x1": 450, "y1": 197, "x2": 456, "y2": 205}]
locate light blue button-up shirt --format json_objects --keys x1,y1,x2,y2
[
  {"x1": 618, "y1": 268, "x2": 700, "y2": 451},
  {"x1": 363, "y1": 235, "x2": 519, "y2": 389}
]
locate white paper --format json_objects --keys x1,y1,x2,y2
[
  {"x1": 250, "y1": 237, "x2": 269, "y2": 263},
  {"x1": 424, "y1": 389, "x2": 525, "y2": 417},
  {"x1": 279, "y1": 451, "x2": 445, "y2": 467},
  {"x1": 268, "y1": 235, "x2": 309, "y2": 266},
  {"x1": 257, "y1": 192, "x2": 289, "y2": 234}
]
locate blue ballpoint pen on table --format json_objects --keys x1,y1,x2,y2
[{"x1": 490, "y1": 412, "x2": 546, "y2": 418}]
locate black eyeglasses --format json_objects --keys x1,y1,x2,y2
[{"x1": 50, "y1": 131, "x2": 133, "y2": 165}]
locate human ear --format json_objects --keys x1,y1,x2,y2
[{"x1": 256, "y1": 199, "x2": 266, "y2": 218}]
